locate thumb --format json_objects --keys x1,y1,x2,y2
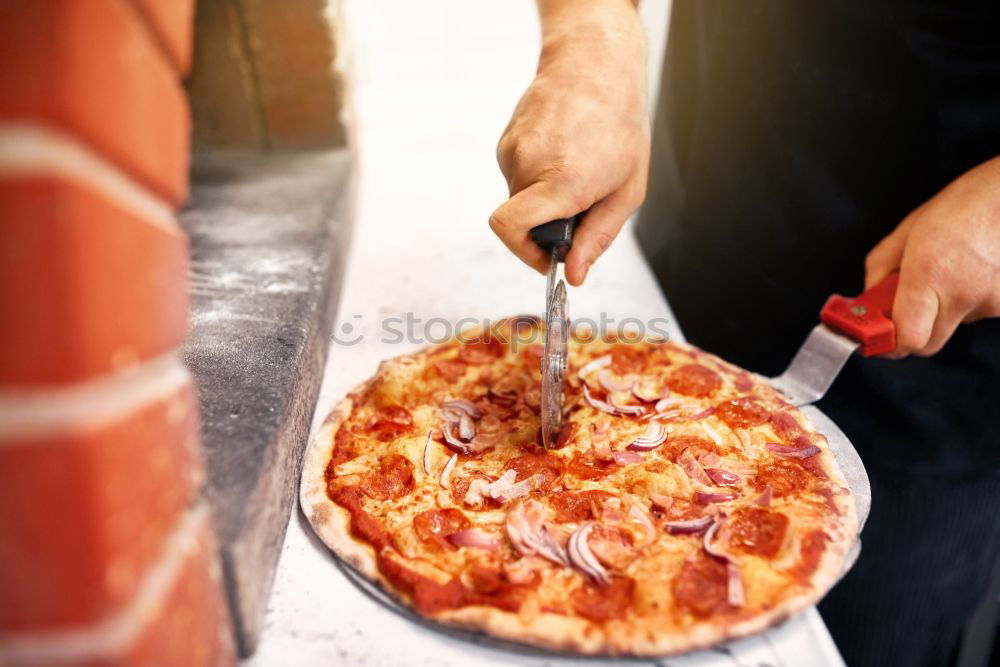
[{"x1": 489, "y1": 180, "x2": 586, "y2": 274}]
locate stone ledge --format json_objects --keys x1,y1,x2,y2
[{"x1": 180, "y1": 148, "x2": 353, "y2": 655}]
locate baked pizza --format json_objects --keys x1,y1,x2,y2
[{"x1": 300, "y1": 316, "x2": 858, "y2": 656}]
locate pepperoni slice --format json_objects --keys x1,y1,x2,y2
[
  {"x1": 769, "y1": 411, "x2": 804, "y2": 441},
  {"x1": 413, "y1": 508, "x2": 472, "y2": 550},
  {"x1": 716, "y1": 397, "x2": 770, "y2": 429},
  {"x1": 505, "y1": 452, "x2": 565, "y2": 492},
  {"x1": 671, "y1": 555, "x2": 732, "y2": 617},
  {"x1": 664, "y1": 434, "x2": 718, "y2": 461},
  {"x1": 570, "y1": 576, "x2": 636, "y2": 622},
  {"x1": 458, "y1": 337, "x2": 507, "y2": 364},
  {"x1": 548, "y1": 490, "x2": 614, "y2": 522},
  {"x1": 751, "y1": 462, "x2": 808, "y2": 498},
  {"x1": 792, "y1": 530, "x2": 828, "y2": 582},
  {"x1": 365, "y1": 406, "x2": 414, "y2": 441},
  {"x1": 610, "y1": 344, "x2": 646, "y2": 374},
  {"x1": 667, "y1": 363, "x2": 723, "y2": 397},
  {"x1": 567, "y1": 452, "x2": 615, "y2": 480},
  {"x1": 433, "y1": 359, "x2": 467, "y2": 383},
  {"x1": 360, "y1": 453, "x2": 415, "y2": 500},
  {"x1": 729, "y1": 508, "x2": 789, "y2": 558}
]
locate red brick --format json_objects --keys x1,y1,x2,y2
[
  {"x1": 112, "y1": 508, "x2": 236, "y2": 667},
  {"x1": 0, "y1": 175, "x2": 189, "y2": 386},
  {"x1": 0, "y1": 361, "x2": 203, "y2": 630},
  {"x1": 129, "y1": 0, "x2": 195, "y2": 75},
  {"x1": 0, "y1": 0, "x2": 190, "y2": 204},
  {"x1": 0, "y1": 504, "x2": 236, "y2": 666}
]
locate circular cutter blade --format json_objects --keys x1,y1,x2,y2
[{"x1": 540, "y1": 279, "x2": 568, "y2": 448}]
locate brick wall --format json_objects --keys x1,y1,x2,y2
[{"x1": 0, "y1": 1, "x2": 235, "y2": 664}]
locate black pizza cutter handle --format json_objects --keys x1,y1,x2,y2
[{"x1": 530, "y1": 215, "x2": 579, "y2": 262}]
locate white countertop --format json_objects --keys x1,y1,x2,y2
[{"x1": 244, "y1": 1, "x2": 845, "y2": 664}]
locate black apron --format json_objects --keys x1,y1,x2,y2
[{"x1": 637, "y1": 2, "x2": 1000, "y2": 665}]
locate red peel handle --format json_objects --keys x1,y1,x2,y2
[{"x1": 820, "y1": 272, "x2": 900, "y2": 356}]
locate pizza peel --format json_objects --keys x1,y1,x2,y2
[
  {"x1": 306, "y1": 252, "x2": 887, "y2": 660},
  {"x1": 764, "y1": 271, "x2": 900, "y2": 534}
]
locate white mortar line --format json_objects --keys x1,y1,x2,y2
[
  {"x1": 0, "y1": 122, "x2": 178, "y2": 233},
  {"x1": 0, "y1": 503, "x2": 214, "y2": 663},
  {"x1": 0, "y1": 353, "x2": 192, "y2": 441}
]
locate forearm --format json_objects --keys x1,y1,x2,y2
[{"x1": 536, "y1": 0, "x2": 641, "y2": 51}]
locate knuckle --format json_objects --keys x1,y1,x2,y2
[{"x1": 488, "y1": 209, "x2": 511, "y2": 234}]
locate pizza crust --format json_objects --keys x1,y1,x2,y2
[{"x1": 300, "y1": 341, "x2": 860, "y2": 657}]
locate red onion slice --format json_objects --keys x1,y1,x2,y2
[
  {"x1": 505, "y1": 500, "x2": 569, "y2": 566},
  {"x1": 755, "y1": 485, "x2": 773, "y2": 507},
  {"x1": 487, "y1": 384, "x2": 520, "y2": 407},
  {"x1": 628, "y1": 504, "x2": 656, "y2": 545},
  {"x1": 492, "y1": 473, "x2": 542, "y2": 502},
  {"x1": 422, "y1": 429, "x2": 434, "y2": 474},
  {"x1": 441, "y1": 421, "x2": 470, "y2": 454},
  {"x1": 568, "y1": 523, "x2": 610, "y2": 585},
  {"x1": 582, "y1": 385, "x2": 618, "y2": 416},
  {"x1": 608, "y1": 392, "x2": 645, "y2": 416},
  {"x1": 441, "y1": 399, "x2": 481, "y2": 419},
  {"x1": 703, "y1": 519, "x2": 729, "y2": 560},
  {"x1": 577, "y1": 354, "x2": 611, "y2": 382},
  {"x1": 627, "y1": 422, "x2": 667, "y2": 450},
  {"x1": 458, "y1": 411, "x2": 476, "y2": 441},
  {"x1": 705, "y1": 468, "x2": 741, "y2": 487},
  {"x1": 632, "y1": 378, "x2": 665, "y2": 403},
  {"x1": 666, "y1": 515, "x2": 714, "y2": 535},
  {"x1": 727, "y1": 562, "x2": 745, "y2": 606},
  {"x1": 695, "y1": 491, "x2": 737, "y2": 504},
  {"x1": 690, "y1": 406, "x2": 716, "y2": 420},
  {"x1": 447, "y1": 529, "x2": 502, "y2": 551},
  {"x1": 598, "y1": 369, "x2": 636, "y2": 393},
  {"x1": 613, "y1": 450, "x2": 645, "y2": 465},
  {"x1": 645, "y1": 409, "x2": 682, "y2": 422},
  {"x1": 654, "y1": 397, "x2": 678, "y2": 412},
  {"x1": 439, "y1": 453, "x2": 458, "y2": 489},
  {"x1": 767, "y1": 442, "x2": 821, "y2": 458}
]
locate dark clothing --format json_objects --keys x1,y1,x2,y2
[{"x1": 637, "y1": 2, "x2": 1000, "y2": 665}]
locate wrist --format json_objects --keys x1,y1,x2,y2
[{"x1": 538, "y1": 0, "x2": 643, "y2": 61}]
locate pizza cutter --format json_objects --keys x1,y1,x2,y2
[
  {"x1": 530, "y1": 216, "x2": 578, "y2": 449},
  {"x1": 770, "y1": 271, "x2": 900, "y2": 406}
]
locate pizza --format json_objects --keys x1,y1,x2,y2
[{"x1": 300, "y1": 316, "x2": 858, "y2": 656}]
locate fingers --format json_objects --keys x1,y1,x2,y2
[
  {"x1": 890, "y1": 265, "x2": 940, "y2": 357},
  {"x1": 489, "y1": 180, "x2": 586, "y2": 275},
  {"x1": 864, "y1": 221, "x2": 910, "y2": 289},
  {"x1": 563, "y1": 183, "x2": 641, "y2": 286}
]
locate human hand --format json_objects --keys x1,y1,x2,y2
[
  {"x1": 490, "y1": 3, "x2": 649, "y2": 286},
  {"x1": 864, "y1": 157, "x2": 1000, "y2": 356}
]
